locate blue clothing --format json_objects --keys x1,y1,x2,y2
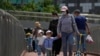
[
  {"x1": 25, "y1": 37, "x2": 33, "y2": 46},
  {"x1": 61, "y1": 32, "x2": 74, "y2": 56},
  {"x1": 77, "y1": 30, "x2": 87, "y2": 53},
  {"x1": 37, "y1": 45, "x2": 45, "y2": 55},
  {"x1": 75, "y1": 16, "x2": 87, "y2": 30},
  {"x1": 43, "y1": 37, "x2": 54, "y2": 49}
]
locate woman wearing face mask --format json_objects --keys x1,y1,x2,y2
[{"x1": 57, "y1": 6, "x2": 80, "y2": 56}]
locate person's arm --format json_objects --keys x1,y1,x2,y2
[
  {"x1": 48, "y1": 21, "x2": 52, "y2": 30},
  {"x1": 86, "y1": 21, "x2": 91, "y2": 34},
  {"x1": 57, "y1": 18, "x2": 62, "y2": 38},
  {"x1": 71, "y1": 16, "x2": 80, "y2": 35},
  {"x1": 43, "y1": 39, "x2": 46, "y2": 48}
]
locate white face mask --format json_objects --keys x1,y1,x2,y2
[{"x1": 61, "y1": 12, "x2": 66, "y2": 15}]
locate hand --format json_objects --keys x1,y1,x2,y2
[
  {"x1": 57, "y1": 33, "x2": 62, "y2": 38},
  {"x1": 77, "y1": 32, "x2": 80, "y2": 36}
]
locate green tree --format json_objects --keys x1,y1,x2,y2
[
  {"x1": 0, "y1": 0, "x2": 16, "y2": 10},
  {"x1": 34, "y1": 0, "x2": 59, "y2": 12},
  {"x1": 20, "y1": 2, "x2": 35, "y2": 11}
]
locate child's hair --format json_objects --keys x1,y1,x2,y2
[
  {"x1": 35, "y1": 21, "x2": 41, "y2": 27},
  {"x1": 26, "y1": 32, "x2": 31, "y2": 36},
  {"x1": 46, "y1": 30, "x2": 53, "y2": 35},
  {"x1": 52, "y1": 12, "x2": 58, "y2": 15}
]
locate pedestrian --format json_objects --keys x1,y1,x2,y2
[
  {"x1": 32, "y1": 21, "x2": 42, "y2": 52},
  {"x1": 43, "y1": 30, "x2": 54, "y2": 56},
  {"x1": 73, "y1": 9, "x2": 90, "y2": 53},
  {"x1": 49, "y1": 11, "x2": 59, "y2": 37},
  {"x1": 48, "y1": 11, "x2": 62, "y2": 56},
  {"x1": 57, "y1": 5, "x2": 80, "y2": 56},
  {"x1": 33, "y1": 21, "x2": 42, "y2": 37},
  {"x1": 25, "y1": 32, "x2": 33, "y2": 52},
  {"x1": 36, "y1": 29, "x2": 46, "y2": 56}
]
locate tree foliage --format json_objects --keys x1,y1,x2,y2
[
  {"x1": 0, "y1": 1, "x2": 16, "y2": 10},
  {"x1": 0, "y1": 0, "x2": 60, "y2": 12}
]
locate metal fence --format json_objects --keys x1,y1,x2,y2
[
  {"x1": 86, "y1": 23, "x2": 100, "y2": 55},
  {"x1": 0, "y1": 9, "x2": 26, "y2": 56}
]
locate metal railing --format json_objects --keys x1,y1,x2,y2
[
  {"x1": 6, "y1": 10, "x2": 100, "y2": 24},
  {"x1": 0, "y1": 9, "x2": 26, "y2": 56}
]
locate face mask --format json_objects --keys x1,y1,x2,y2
[
  {"x1": 61, "y1": 12, "x2": 66, "y2": 15},
  {"x1": 53, "y1": 17, "x2": 58, "y2": 20}
]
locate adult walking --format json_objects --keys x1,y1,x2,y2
[
  {"x1": 48, "y1": 12, "x2": 62, "y2": 56},
  {"x1": 49, "y1": 12, "x2": 59, "y2": 37},
  {"x1": 73, "y1": 9, "x2": 90, "y2": 53},
  {"x1": 57, "y1": 6, "x2": 80, "y2": 56},
  {"x1": 32, "y1": 21, "x2": 42, "y2": 52}
]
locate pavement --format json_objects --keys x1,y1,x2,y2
[{"x1": 21, "y1": 50, "x2": 94, "y2": 56}]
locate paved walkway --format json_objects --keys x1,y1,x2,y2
[{"x1": 21, "y1": 50, "x2": 94, "y2": 56}]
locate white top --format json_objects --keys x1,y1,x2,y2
[{"x1": 37, "y1": 35, "x2": 46, "y2": 45}]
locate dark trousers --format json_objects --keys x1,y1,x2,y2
[
  {"x1": 32, "y1": 40, "x2": 35, "y2": 51},
  {"x1": 52, "y1": 38, "x2": 62, "y2": 56}
]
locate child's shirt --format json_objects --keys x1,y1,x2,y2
[
  {"x1": 37, "y1": 35, "x2": 46, "y2": 45},
  {"x1": 43, "y1": 37, "x2": 54, "y2": 49},
  {"x1": 25, "y1": 35, "x2": 33, "y2": 46}
]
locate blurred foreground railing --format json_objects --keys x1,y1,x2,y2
[{"x1": 0, "y1": 9, "x2": 26, "y2": 56}]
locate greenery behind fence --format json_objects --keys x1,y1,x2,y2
[{"x1": 0, "y1": 0, "x2": 60, "y2": 13}]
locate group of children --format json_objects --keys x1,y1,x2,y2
[{"x1": 25, "y1": 29, "x2": 56, "y2": 56}]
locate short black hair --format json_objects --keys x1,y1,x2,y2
[
  {"x1": 52, "y1": 11, "x2": 58, "y2": 16},
  {"x1": 74, "y1": 9, "x2": 80, "y2": 13}
]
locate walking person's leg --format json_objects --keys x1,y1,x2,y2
[
  {"x1": 80, "y1": 30, "x2": 87, "y2": 53},
  {"x1": 32, "y1": 40, "x2": 35, "y2": 51},
  {"x1": 34, "y1": 39, "x2": 39, "y2": 52},
  {"x1": 61, "y1": 32, "x2": 68, "y2": 56},
  {"x1": 68, "y1": 33, "x2": 74, "y2": 56},
  {"x1": 52, "y1": 38, "x2": 61, "y2": 56},
  {"x1": 52, "y1": 40, "x2": 56, "y2": 56},
  {"x1": 76, "y1": 35, "x2": 80, "y2": 51},
  {"x1": 46, "y1": 49, "x2": 50, "y2": 56},
  {"x1": 40, "y1": 45, "x2": 45, "y2": 56},
  {"x1": 55, "y1": 38, "x2": 62, "y2": 56},
  {"x1": 49, "y1": 50, "x2": 52, "y2": 56},
  {"x1": 37, "y1": 45, "x2": 41, "y2": 56}
]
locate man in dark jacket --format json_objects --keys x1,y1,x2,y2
[
  {"x1": 74, "y1": 9, "x2": 90, "y2": 53},
  {"x1": 49, "y1": 12, "x2": 62, "y2": 56}
]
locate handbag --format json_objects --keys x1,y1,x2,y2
[{"x1": 86, "y1": 35, "x2": 94, "y2": 44}]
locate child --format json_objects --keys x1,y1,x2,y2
[
  {"x1": 25, "y1": 32, "x2": 33, "y2": 52},
  {"x1": 43, "y1": 30, "x2": 54, "y2": 56},
  {"x1": 36, "y1": 29, "x2": 46, "y2": 56}
]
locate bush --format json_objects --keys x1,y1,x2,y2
[
  {"x1": 0, "y1": 0, "x2": 60, "y2": 13},
  {"x1": 0, "y1": 1, "x2": 16, "y2": 10}
]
